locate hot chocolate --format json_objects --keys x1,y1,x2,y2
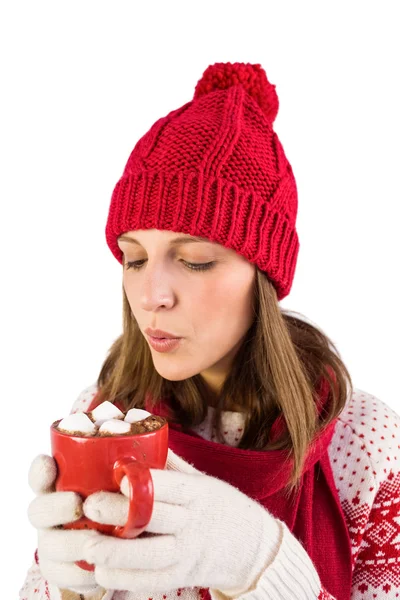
[{"x1": 53, "y1": 400, "x2": 166, "y2": 437}]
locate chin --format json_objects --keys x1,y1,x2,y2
[{"x1": 152, "y1": 360, "x2": 200, "y2": 382}]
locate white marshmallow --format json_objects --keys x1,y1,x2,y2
[
  {"x1": 99, "y1": 419, "x2": 132, "y2": 435},
  {"x1": 124, "y1": 408, "x2": 152, "y2": 423},
  {"x1": 58, "y1": 412, "x2": 96, "y2": 436},
  {"x1": 90, "y1": 401, "x2": 125, "y2": 427}
]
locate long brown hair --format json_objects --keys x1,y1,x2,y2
[{"x1": 96, "y1": 267, "x2": 353, "y2": 495}]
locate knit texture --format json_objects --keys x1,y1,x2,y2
[
  {"x1": 144, "y1": 379, "x2": 352, "y2": 600},
  {"x1": 105, "y1": 62, "x2": 299, "y2": 301},
  {"x1": 19, "y1": 385, "x2": 400, "y2": 600}
]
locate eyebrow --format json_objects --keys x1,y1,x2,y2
[{"x1": 117, "y1": 234, "x2": 211, "y2": 246}]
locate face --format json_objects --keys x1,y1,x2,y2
[{"x1": 117, "y1": 229, "x2": 256, "y2": 395}]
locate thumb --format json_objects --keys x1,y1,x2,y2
[
  {"x1": 166, "y1": 448, "x2": 200, "y2": 474},
  {"x1": 28, "y1": 454, "x2": 58, "y2": 495},
  {"x1": 83, "y1": 490, "x2": 129, "y2": 526}
]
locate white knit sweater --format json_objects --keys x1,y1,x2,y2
[{"x1": 19, "y1": 384, "x2": 400, "y2": 600}]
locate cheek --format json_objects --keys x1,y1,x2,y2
[
  {"x1": 194, "y1": 277, "x2": 254, "y2": 336},
  {"x1": 123, "y1": 279, "x2": 138, "y2": 311}
]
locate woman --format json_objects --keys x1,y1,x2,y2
[{"x1": 21, "y1": 62, "x2": 400, "y2": 600}]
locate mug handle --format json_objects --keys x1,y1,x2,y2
[
  {"x1": 112, "y1": 456, "x2": 154, "y2": 538},
  {"x1": 74, "y1": 455, "x2": 155, "y2": 571}
]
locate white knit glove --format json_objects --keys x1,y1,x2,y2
[
  {"x1": 27, "y1": 454, "x2": 108, "y2": 598},
  {"x1": 80, "y1": 448, "x2": 284, "y2": 596}
]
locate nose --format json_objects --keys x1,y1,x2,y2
[{"x1": 139, "y1": 262, "x2": 176, "y2": 312}]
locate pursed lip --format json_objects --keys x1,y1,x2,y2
[{"x1": 144, "y1": 327, "x2": 182, "y2": 339}]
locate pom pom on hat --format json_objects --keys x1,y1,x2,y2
[{"x1": 193, "y1": 61, "x2": 279, "y2": 124}]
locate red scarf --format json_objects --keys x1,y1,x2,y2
[{"x1": 89, "y1": 378, "x2": 352, "y2": 600}]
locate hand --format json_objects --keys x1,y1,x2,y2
[
  {"x1": 27, "y1": 454, "x2": 106, "y2": 597},
  {"x1": 81, "y1": 449, "x2": 282, "y2": 595}
]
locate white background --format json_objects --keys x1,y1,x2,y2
[{"x1": 1, "y1": 1, "x2": 399, "y2": 596}]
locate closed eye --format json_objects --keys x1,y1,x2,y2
[{"x1": 124, "y1": 260, "x2": 215, "y2": 272}]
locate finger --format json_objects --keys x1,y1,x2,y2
[
  {"x1": 38, "y1": 555, "x2": 97, "y2": 591},
  {"x1": 84, "y1": 531, "x2": 178, "y2": 570},
  {"x1": 147, "y1": 501, "x2": 187, "y2": 534},
  {"x1": 38, "y1": 527, "x2": 102, "y2": 562},
  {"x1": 166, "y1": 448, "x2": 200, "y2": 474},
  {"x1": 120, "y1": 475, "x2": 130, "y2": 497},
  {"x1": 95, "y1": 564, "x2": 179, "y2": 594},
  {"x1": 149, "y1": 469, "x2": 203, "y2": 504},
  {"x1": 28, "y1": 455, "x2": 57, "y2": 494},
  {"x1": 28, "y1": 491, "x2": 83, "y2": 529},
  {"x1": 121, "y1": 473, "x2": 189, "y2": 534},
  {"x1": 83, "y1": 491, "x2": 187, "y2": 534},
  {"x1": 83, "y1": 491, "x2": 127, "y2": 526}
]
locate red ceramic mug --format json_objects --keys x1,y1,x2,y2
[{"x1": 50, "y1": 414, "x2": 169, "y2": 571}]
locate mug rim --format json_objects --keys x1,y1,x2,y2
[{"x1": 50, "y1": 417, "x2": 168, "y2": 439}]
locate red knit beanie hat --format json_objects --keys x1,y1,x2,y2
[{"x1": 105, "y1": 62, "x2": 299, "y2": 300}]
